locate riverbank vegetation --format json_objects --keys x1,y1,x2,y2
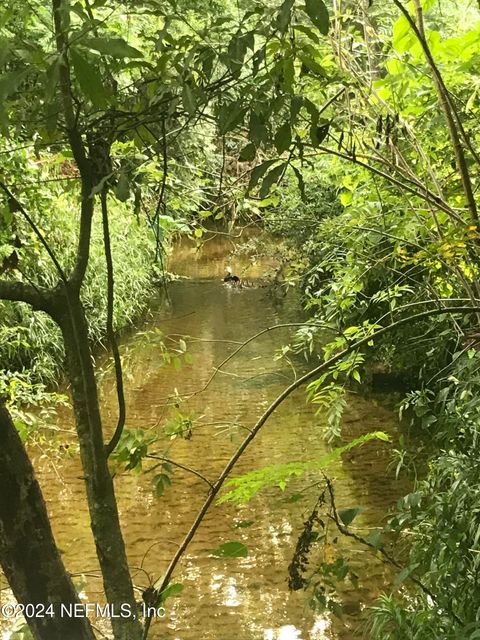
[{"x1": 1, "y1": 0, "x2": 480, "y2": 639}]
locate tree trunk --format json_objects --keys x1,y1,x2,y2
[
  {"x1": 0, "y1": 399, "x2": 96, "y2": 640},
  {"x1": 55, "y1": 287, "x2": 143, "y2": 640}
]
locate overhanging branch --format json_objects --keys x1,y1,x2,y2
[{"x1": 0, "y1": 279, "x2": 51, "y2": 313}]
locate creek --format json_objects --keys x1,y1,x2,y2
[{"x1": 2, "y1": 232, "x2": 409, "y2": 640}]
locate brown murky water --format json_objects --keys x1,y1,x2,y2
[{"x1": 1, "y1": 233, "x2": 409, "y2": 640}]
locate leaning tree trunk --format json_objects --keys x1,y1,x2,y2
[
  {"x1": 0, "y1": 399, "x2": 96, "y2": 640},
  {"x1": 54, "y1": 286, "x2": 143, "y2": 640}
]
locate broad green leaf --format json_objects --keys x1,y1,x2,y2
[
  {"x1": 276, "y1": 0, "x2": 295, "y2": 34},
  {"x1": 84, "y1": 37, "x2": 143, "y2": 58},
  {"x1": 292, "y1": 165, "x2": 306, "y2": 201},
  {"x1": 274, "y1": 122, "x2": 292, "y2": 154},
  {"x1": 366, "y1": 530, "x2": 383, "y2": 548},
  {"x1": 338, "y1": 506, "x2": 364, "y2": 526},
  {"x1": 249, "y1": 112, "x2": 268, "y2": 145},
  {"x1": 290, "y1": 96, "x2": 303, "y2": 122},
  {"x1": 248, "y1": 159, "x2": 279, "y2": 192},
  {"x1": 182, "y1": 83, "x2": 197, "y2": 116},
  {"x1": 293, "y1": 24, "x2": 321, "y2": 43},
  {"x1": 239, "y1": 142, "x2": 256, "y2": 162},
  {"x1": 330, "y1": 601, "x2": 343, "y2": 619},
  {"x1": 70, "y1": 48, "x2": 107, "y2": 108},
  {"x1": 392, "y1": 15, "x2": 416, "y2": 53},
  {"x1": 303, "y1": 0, "x2": 330, "y2": 35},
  {"x1": 218, "y1": 102, "x2": 247, "y2": 135},
  {"x1": 311, "y1": 122, "x2": 330, "y2": 147},
  {"x1": 259, "y1": 162, "x2": 287, "y2": 198},
  {"x1": 283, "y1": 56, "x2": 295, "y2": 91},
  {"x1": 298, "y1": 52, "x2": 326, "y2": 77},
  {"x1": 394, "y1": 563, "x2": 419, "y2": 586},
  {"x1": 115, "y1": 171, "x2": 130, "y2": 201},
  {"x1": 304, "y1": 98, "x2": 319, "y2": 129},
  {"x1": 44, "y1": 56, "x2": 61, "y2": 105},
  {"x1": 159, "y1": 582, "x2": 184, "y2": 602},
  {"x1": 227, "y1": 31, "x2": 248, "y2": 72},
  {"x1": 209, "y1": 541, "x2": 248, "y2": 558}
]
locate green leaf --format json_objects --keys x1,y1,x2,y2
[
  {"x1": 276, "y1": 0, "x2": 295, "y2": 34},
  {"x1": 293, "y1": 23, "x2": 321, "y2": 43},
  {"x1": 330, "y1": 601, "x2": 343, "y2": 619},
  {"x1": 290, "y1": 96, "x2": 303, "y2": 123},
  {"x1": 239, "y1": 142, "x2": 256, "y2": 162},
  {"x1": 366, "y1": 530, "x2": 383, "y2": 549},
  {"x1": 232, "y1": 519, "x2": 255, "y2": 529},
  {"x1": 84, "y1": 37, "x2": 143, "y2": 58},
  {"x1": 248, "y1": 159, "x2": 279, "y2": 191},
  {"x1": 44, "y1": 56, "x2": 61, "y2": 105},
  {"x1": 218, "y1": 102, "x2": 247, "y2": 135},
  {"x1": 249, "y1": 112, "x2": 268, "y2": 145},
  {"x1": 227, "y1": 31, "x2": 248, "y2": 73},
  {"x1": 282, "y1": 56, "x2": 295, "y2": 92},
  {"x1": 182, "y1": 83, "x2": 197, "y2": 116},
  {"x1": 158, "y1": 582, "x2": 184, "y2": 602},
  {"x1": 259, "y1": 162, "x2": 287, "y2": 198},
  {"x1": 310, "y1": 122, "x2": 330, "y2": 147},
  {"x1": 115, "y1": 171, "x2": 130, "y2": 202},
  {"x1": 338, "y1": 507, "x2": 364, "y2": 526},
  {"x1": 394, "y1": 563, "x2": 419, "y2": 586},
  {"x1": 209, "y1": 541, "x2": 248, "y2": 558},
  {"x1": 220, "y1": 431, "x2": 390, "y2": 504},
  {"x1": 70, "y1": 48, "x2": 108, "y2": 108},
  {"x1": 303, "y1": 0, "x2": 330, "y2": 35},
  {"x1": 274, "y1": 122, "x2": 292, "y2": 154},
  {"x1": 292, "y1": 165, "x2": 306, "y2": 201},
  {"x1": 298, "y1": 52, "x2": 326, "y2": 77}
]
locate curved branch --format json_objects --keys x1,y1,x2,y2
[{"x1": 102, "y1": 189, "x2": 127, "y2": 457}]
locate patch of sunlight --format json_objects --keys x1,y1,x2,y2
[
  {"x1": 264, "y1": 625, "x2": 302, "y2": 640},
  {"x1": 222, "y1": 577, "x2": 241, "y2": 607},
  {"x1": 263, "y1": 617, "x2": 332, "y2": 640},
  {"x1": 310, "y1": 616, "x2": 333, "y2": 639}
]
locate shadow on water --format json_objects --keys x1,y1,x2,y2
[{"x1": 6, "y1": 232, "x2": 410, "y2": 640}]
